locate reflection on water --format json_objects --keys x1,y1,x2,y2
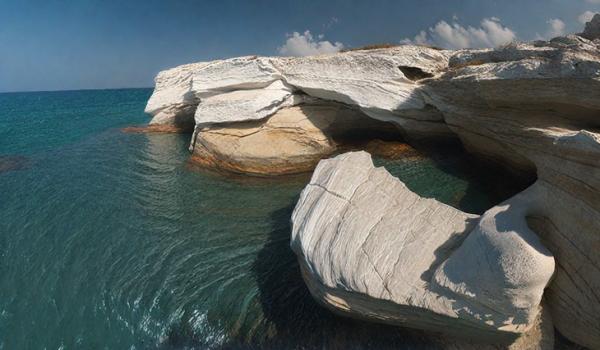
[{"x1": 0, "y1": 89, "x2": 530, "y2": 349}]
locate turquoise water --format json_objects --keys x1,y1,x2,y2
[{"x1": 0, "y1": 89, "x2": 518, "y2": 349}]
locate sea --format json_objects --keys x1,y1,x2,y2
[{"x1": 0, "y1": 88, "x2": 523, "y2": 349}]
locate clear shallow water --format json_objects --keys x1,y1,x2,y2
[{"x1": 0, "y1": 89, "x2": 519, "y2": 349}]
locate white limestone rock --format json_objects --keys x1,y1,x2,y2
[
  {"x1": 424, "y1": 35, "x2": 600, "y2": 349},
  {"x1": 191, "y1": 103, "x2": 397, "y2": 175},
  {"x1": 144, "y1": 46, "x2": 452, "y2": 137},
  {"x1": 190, "y1": 56, "x2": 282, "y2": 97},
  {"x1": 275, "y1": 46, "x2": 448, "y2": 115},
  {"x1": 145, "y1": 62, "x2": 209, "y2": 129},
  {"x1": 143, "y1": 31, "x2": 600, "y2": 349},
  {"x1": 291, "y1": 151, "x2": 554, "y2": 342},
  {"x1": 194, "y1": 80, "x2": 296, "y2": 127}
]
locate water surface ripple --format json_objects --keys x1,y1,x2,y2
[{"x1": 0, "y1": 89, "x2": 515, "y2": 349}]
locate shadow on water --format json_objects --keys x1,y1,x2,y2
[
  {"x1": 0, "y1": 155, "x2": 30, "y2": 174},
  {"x1": 242, "y1": 204, "x2": 443, "y2": 350},
  {"x1": 156, "y1": 203, "x2": 444, "y2": 350},
  {"x1": 405, "y1": 139, "x2": 536, "y2": 215},
  {"x1": 155, "y1": 134, "x2": 536, "y2": 349}
]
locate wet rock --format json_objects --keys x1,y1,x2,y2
[{"x1": 121, "y1": 124, "x2": 192, "y2": 133}]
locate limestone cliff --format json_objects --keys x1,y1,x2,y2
[{"x1": 144, "y1": 20, "x2": 600, "y2": 349}]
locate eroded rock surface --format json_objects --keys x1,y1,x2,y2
[
  {"x1": 144, "y1": 45, "x2": 453, "y2": 174},
  {"x1": 145, "y1": 62, "x2": 208, "y2": 131},
  {"x1": 191, "y1": 103, "x2": 397, "y2": 175},
  {"x1": 146, "y1": 46, "x2": 452, "y2": 142},
  {"x1": 291, "y1": 152, "x2": 554, "y2": 344},
  {"x1": 143, "y1": 19, "x2": 600, "y2": 349},
  {"x1": 425, "y1": 35, "x2": 600, "y2": 349}
]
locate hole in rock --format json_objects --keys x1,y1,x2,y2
[{"x1": 398, "y1": 66, "x2": 434, "y2": 81}]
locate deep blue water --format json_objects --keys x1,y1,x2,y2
[{"x1": 0, "y1": 89, "x2": 514, "y2": 349}]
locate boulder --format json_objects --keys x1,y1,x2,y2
[{"x1": 291, "y1": 151, "x2": 554, "y2": 344}]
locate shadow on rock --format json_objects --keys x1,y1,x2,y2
[
  {"x1": 414, "y1": 140, "x2": 535, "y2": 215},
  {"x1": 245, "y1": 204, "x2": 443, "y2": 350}
]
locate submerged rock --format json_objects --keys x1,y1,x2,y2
[
  {"x1": 0, "y1": 155, "x2": 29, "y2": 174},
  {"x1": 291, "y1": 152, "x2": 554, "y2": 344},
  {"x1": 121, "y1": 124, "x2": 192, "y2": 134}
]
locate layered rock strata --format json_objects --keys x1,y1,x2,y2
[
  {"x1": 291, "y1": 152, "x2": 554, "y2": 344},
  {"x1": 144, "y1": 20, "x2": 600, "y2": 349},
  {"x1": 191, "y1": 102, "x2": 397, "y2": 175},
  {"x1": 145, "y1": 47, "x2": 453, "y2": 173},
  {"x1": 425, "y1": 35, "x2": 600, "y2": 349}
]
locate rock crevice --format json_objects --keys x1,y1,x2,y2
[{"x1": 144, "y1": 21, "x2": 600, "y2": 349}]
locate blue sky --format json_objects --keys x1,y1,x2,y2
[{"x1": 0, "y1": 0, "x2": 598, "y2": 92}]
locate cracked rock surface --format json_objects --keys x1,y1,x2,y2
[
  {"x1": 291, "y1": 152, "x2": 554, "y2": 345},
  {"x1": 143, "y1": 18, "x2": 600, "y2": 349},
  {"x1": 191, "y1": 102, "x2": 397, "y2": 175}
]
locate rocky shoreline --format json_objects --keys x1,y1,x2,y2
[{"x1": 142, "y1": 15, "x2": 600, "y2": 349}]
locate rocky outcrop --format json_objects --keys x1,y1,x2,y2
[
  {"x1": 144, "y1": 18, "x2": 600, "y2": 349},
  {"x1": 581, "y1": 13, "x2": 600, "y2": 40},
  {"x1": 146, "y1": 47, "x2": 450, "y2": 131},
  {"x1": 291, "y1": 152, "x2": 554, "y2": 344},
  {"x1": 191, "y1": 103, "x2": 396, "y2": 175},
  {"x1": 145, "y1": 62, "x2": 208, "y2": 131},
  {"x1": 424, "y1": 35, "x2": 600, "y2": 349},
  {"x1": 145, "y1": 46, "x2": 453, "y2": 173}
]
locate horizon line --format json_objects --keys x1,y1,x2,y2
[{"x1": 0, "y1": 86, "x2": 154, "y2": 94}]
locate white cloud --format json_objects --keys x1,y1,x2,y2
[
  {"x1": 579, "y1": 11, "x2": 598, "y2": 24},
  {"x1": 535, "y1": 18, "x2": 566, "y2": 40},
  {"x1": 400, "y1": 30, "x2": 428, "y2": 45},
  {"x1": 400, "y1": 17, "x2": 516, "y2": 49},
  {"x1": 547, "y1": 18, "x2": 566, "y2": 37},
  {"x1": 278, "y1": 30, "x2": 344, "y2": 56}
]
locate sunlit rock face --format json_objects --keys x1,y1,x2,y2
[
  {"x1": 144, "y1": 19, "x2": 600, "y2": 349},
  {"x1": 191, "y1": 102, "x2": 396, "y2": 176},
  {"x1": 425, "y1": 35, "x2": 600, "y2": 349},
  {"x1": 144, "y1": 62, "x2": 208, "y2": 132},
  {"x1": 290, "y1": 152, "x2": 555, "y2": 345},
  {"x1": 145, "y1": 46, "x2": 452, "y2": 143}
]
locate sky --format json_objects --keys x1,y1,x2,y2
[{"x1": 0, "y1": 0, "x2": 599, "y2": 92}]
